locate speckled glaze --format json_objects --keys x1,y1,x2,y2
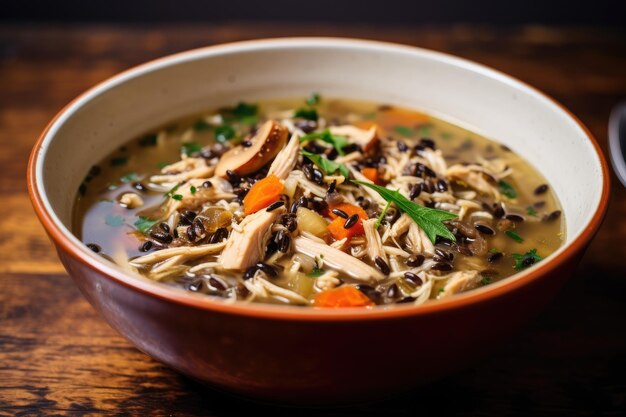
[{"x1": 28, "y1": 38, "x2": 609, "y2": 403}]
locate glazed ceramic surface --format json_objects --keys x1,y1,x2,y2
[{"x1": 29, "y1": 38, "x2": 609, "y2": 403}]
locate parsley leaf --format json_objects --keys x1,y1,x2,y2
[
  {"x1": 134, "y1": 216, "x2": 158, "y2": 234},
  {"x1": 300, "y1": 129, "x2": 349, "y2": 155},
  {"x1": 190, "y1": 185, "x2": 197, "y2": 195},
  {"x1": 180, "y1": 142, "x2": 202, "y2": 156},
  {"x1": 354, "y1": 181, "x2": 457, "y2": 243},
  {"x1": 193, "y1": 120, "x2": 210, "y2": 131},
  {"x1": 215, "y1": 124, "x2": 236, "y2": 142},
  {"x1": 120, "y1": 172, "x2": 138, "y2": 183},
  {"x1": 481, "y1": 276, "x2": 492, "y2": 285},
  {"x1": 105, "y1": 214, "x2": 124, "y2": 228},
  {"x1": 233, "y1": 102, "x2": 258, "y2": 118},
  {"x1": 393, "y1": 125, "x2": 414, "y2": 137},
  {"x1": 526, "y1": 206, "x2": 538, "y2": 217},
  {"x1": 307, "y1": 267, "x2": 325, "y2": 278},
  {"x1": 305, "y1": 93, "x2": 321, "y2": 106},
  {"x1": 512, "y1": 249, "x2": 543, "y2": 271},
  {"x1": 498, "y1": 179, "x2": 517, "y2": 199},
  {"x1": 505, "y1": 229, "x2": 524, "y2": 243},
  {"x1": 294, "y1": 108, "x2": 318, "y2": 121},
  {"x1": 164, "y1": 184, "x2": 181, "y2": 198},
  {"x1": 301, "y1": 150, "x2": 350, "y2": 178},
  {"x1": 172, "y1": 194, "x2": 184, "y2": 201}
]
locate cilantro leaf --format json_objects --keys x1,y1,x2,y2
[
  {"x1": 393, "y1": 125, "x2": 414, "y2": 137},
  {"x1": 105, "y1": 214, "x2": 124, "y2": 228},
  {"x1": 305, "y1": 93, "x2": 321, "y2": 106},
  {"x1": 354, "y1": 181, "x2": 457, "y2": 243},
  {"x1": 301, "y1": 150, "x2": 350, "y2": 178},
  {"x1": 307, "y1": 267, "x2": 325, "y2": 278},
  {"x1": 526, "y1": 206, "x2": 538, "y2": 217},
  {"x1": 512, "y1": 249, "x2": 543, "y2": 271},
  {"x1": 180, "y1": 142, "x2": 202, "y2": 156},
  {"x1": 120, "y1": 172, "x2": 138, "y2": 183},
  {"x1": 134, "y1": 216, "x2": 158, "y2": 234},
  {"x1": 498, "y1": 179, "x2": 517, "y2": 199},
  {"x1": 215, "y1": 124, "x2": 236, "y2": 142},
  {"x1": 164, "y1": 184, "x2": 181, "y2": 198},
  {"x1": 505, "y1": 229, "x2": 524, "y2": 243},
  {"x1": 172, "y1": 194, "x2": 184, "y2": 201},
  {"x1": 190, "y1": 185, "x2": 197, "y2": 195},
  {"x1": 300, "y1": 129, "x2": 349, "y2": 155},
  {"x1": 233, "y1": 102, "x2": 258, "y2": 118},
  {"x1": 294, "y1": 108, "x2": 318, "y2": 121}
]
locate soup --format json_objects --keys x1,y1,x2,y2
[{"x1": 74, "y1": 96, "x2": 564, "y2": 307}]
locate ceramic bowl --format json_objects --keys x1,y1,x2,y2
[{"x1": 28, "y1": 38, "x2": 609, "y2": 403}]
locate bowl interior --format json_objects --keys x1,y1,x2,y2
[{"x1": 34, "y1": 38, "x2": 605, "y2": 286}]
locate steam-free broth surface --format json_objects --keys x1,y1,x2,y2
[{"x1": 75, "y1": 97, "x2": 564, "y2": 307}]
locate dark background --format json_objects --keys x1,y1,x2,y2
[{"x1": 3, "y1": 0, "x2": 626, "y2": 25}]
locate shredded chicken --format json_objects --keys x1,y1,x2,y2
[
  {"x1": 435, "y1": 271, "x2": 482, "y2": 299},
  {"x1": 447, "y1": 164, "x2": 500, "y2": 199},
  {"x1": 293, "y1": 236, "x2": 385, "y2": 282},
  {"x1": 151, "y1": 157, "x2": 214, "y2": 184},
  {"x1": 363, "y1": 219, "x2": 388, "y2": 265},
  {"x1": 268, "y1": 132, "x2": 300, "y2": 179},
  {"x1": 406, "y1": 222, "x2": 435, "y2": 255},
  {"x1": 220, "y1": 206, "x2": 286, "y2": 270},
  {"x1": 130, "y1": 241, "x2": 227, "y2": 266}
]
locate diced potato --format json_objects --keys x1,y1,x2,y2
[
  {"x1": 283, "y1": 175, "x2": 298, "y2": 199},
  {"x1": 296, "y1": 207, "x2": 328, "y2": 237}
]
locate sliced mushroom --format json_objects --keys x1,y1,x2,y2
[
  {"x1": 215, "y1": 120, "x2": 288, "y2": 178},
  {"x1": 329, "y1": 124, "x2": 379, "y2": 153},
  {"x1": 293, "y1": 236, "x2": 385, "y2": 282},
  {"x1": 434, "y1": 270, "x2": 481, "y2": 299}
]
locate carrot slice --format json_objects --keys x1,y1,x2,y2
[
  {"x1": 243, "y1": 174, "x2": 284, "y2": 215},
  {"x1": 361, "y1": 167, "x2": 380, "y2": 184},
  {"x1": 314, "y1": 286, "x2": 374, "y2": 308},
  {"x1": 327, "y1": 203, "x2": 368, "y2": 240}
]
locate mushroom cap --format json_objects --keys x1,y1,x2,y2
[{"x1": 215, "y1": 120, "x2": 288, "y2": 178}]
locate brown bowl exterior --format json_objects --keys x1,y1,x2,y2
[
  {"x1": 55, "y1": 244, "x2": 580, "y2": 403},
  {"x1": 28, "y1": 39, "x2": 610, "y2": 404}
]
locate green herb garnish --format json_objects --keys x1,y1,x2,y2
[
  {"x1": 376, "y1": 199, "x2": 392, "y2": 229},
  {"x1": 418, "y1": 124, "x2": 433, "y2": 136},
  {"x1": 157, "y1": 161, "x2": 169, "y2": 169},
  {"x1": 362, "y1": 111, "x2": 377, "y2": 120},
  {"x1": 481, "y1": 276, "x2": 492, "y2": 285},
  {"x1": 180, "y1": 142, "x2": 202, "y2": 156},
  {"x1": 498, "y1": 179, "x2": 517, "y2": 199},
  {"x1": 110, "y1": 157, "x2": 128, "y2": 166},
  {"x1": 512, "y1": 249, "x2": 543, "y2": 271},
  {"x1": 134, "y1": 216, "x2": 158, "y2": 234},
  {"x1": 301, "y1": 150, "x2": 350, "y2": 178},
  {"x1": 505, "y1": 229, "x2": 524, "y2": 243},
  {"x1": 215, "y1": 124, "x2": 236, "y2": 142},
  {"x1": 489, "y1": 248, "x2": 502, "y2": 254},
  {"x1": 294, "y1": 108, "x2": 318, "y2": 121},
  {"x1": 172, "y1": 194, "x2": 183, "y2": 201},
  {"x1": 233, "y1": 102, "x2": 258, "y2": 118},
  {"x1": 193, "y1": 120, "x2": 210, "y2": 131},
  {"x1": 307, "y1": 267, "x2": 325, "y2": 278},
  {"x1": 526, "y1": 206, "x2": 538, "y2": 217},
  {"x1": 300, "y1": 129, "x2": 349, "y2": 155},
  {"x1": 354, "y1": 181, "x2": 457, "y2": 243},
  {"x1": 190, "y1": 185, "x2": 197, "y2": 195},
  {"x1": 120, "y1": 172, "x2": 138, "y2": 183},
  {"x1": 305, "y1": 93, "x2": 321, "y2": 106},
  {"x1": 105, "y1": 214, "x2": 124, "y2": 228},
  {"x1": 393, "y1": 125, "x2": 414, "y2": 137},
  {"x1": 164, "y1": 184, "x2": 181, "y2": 198}
]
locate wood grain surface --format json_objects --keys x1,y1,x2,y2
[{"x1": 1, "y1": 24, "x2": 625, "y2": 416}]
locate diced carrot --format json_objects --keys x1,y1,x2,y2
[
  {"x1": 361, "y1": 167, "x2": 380, "y2": 184},
  {"x1": 326, "y1": 203, "x2": 368, "y2": 241},
  {"x1": 314, "y1": 286, "x2": 374, "y2": 308},
  {"x1": 243, "y1": 174, "x2": 284, "y2": 215}
]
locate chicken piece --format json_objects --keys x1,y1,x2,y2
[
  {"x1": 362, "y1": 219, "x2": 388, "y2": 265},
  {"x1": 406, "y1": 222, "x2": 435, "y2": 255},
  {"x1": 243, "y1": 274, "x2": 309, "y2": 305},
  {"x1": 435, "y1": 271, "x2": 481, "y2": 299},
  {"x1": 446, "y1": 164, "x2": 500, "y2": 199},
  {"x1": 268, "y1": 132, "x2": 300, "y2": 179},
  {"x1": 163, "y1": 178, "x2": 236, "y2": 217},
  {"x1": 293, "y1": 236, "x2": 385, "y2": 282},
  {"x1": 130, "y1": 241, "x2": 227, "y2": 266},
  {"x1": 220, "y1": 206, "x2": 286, "y2": 270},
  {"x1": 150, "y1": 157, "x2": 214, "y2": 184},
  {"x1": 419, "y1": 148, "x2": 448, "y2": 177}
]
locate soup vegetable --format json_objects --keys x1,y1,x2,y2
[{"x1": 75, "y1": 96, "x2": 564, "y2": 308}]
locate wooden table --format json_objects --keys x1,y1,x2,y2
[{"x1": 1, "y1": 24, "x2": 625, "y2": 416}]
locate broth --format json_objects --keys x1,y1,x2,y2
[{"x1": 74, "y1": 96, "x2": 564, "y2": 307}]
